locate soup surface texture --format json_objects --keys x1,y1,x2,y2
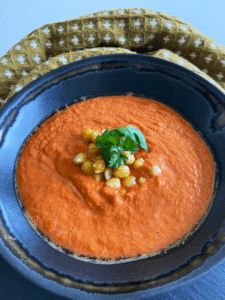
[{"x1": 16, "y1": 96, "x2": 215, "y2": 260}]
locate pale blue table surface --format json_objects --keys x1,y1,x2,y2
[{"x1": 0, "y1": 0, "x2": 225, "y2": 299}]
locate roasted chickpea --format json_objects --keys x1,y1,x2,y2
[
  {"x1": 82, "y1": 128, "x2": 94, "y2": 143},
  {"x1": 150, "y1": 166, "x2": 161, "y2": 176},
  {"x1": 81, "y1": 160, "x2": 94, "y2": 175},
  {"x1": 104, "y1": 167, "x2": 113, "y2": 180},
  {"x1": 90, "y1": 130, "x2": 101, "y2": 143},
  {"x1": 123, "y1": 175, "x2": 136, "y2": 187},
  {"x1": 106, "y1": 177, "x2": 121, "y2": 188},
  {"x1": 93, "y1": 159, "x2": 106, "y2": 173},
  {"x1": 133, "y1": 158, "x2": 144, "y2": 169},
  {"x1": 122, "y1": 151, "x2": 135, "y2": 164},
  {"x1": 73, "y1": 153, "x2": 87, "y2": 165},
  {"x1": 114, "y1": 165, "x2": 130, "y2": 178},
  {"x1": 93, "y1": 173, "x2": 102, "y2": 181},
  {"x1": 92, "y1": 154, "x2": 103, "y2": 161},
  {"x1": 88, "y1": 143, "x2": 100, "y2": 154},
  {"x1": 138, "y1": 177, "x2": 146, "y2": 184}
]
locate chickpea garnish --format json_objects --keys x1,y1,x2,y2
[
  {"x1": 82, "y1": 128, "x2": 94, "y2": 143},
  {"x1": 122, "y1": 151, "x2": 135, "y2": 164},
  {"x1": 93, "y1": 173, "x2": 102, "y2": 181},
  {"x1": 150, "y1": 166, "x2": 161, "y2": 176},
  {"x1": 73, "y1": 153, "x2": 87, "y2": 165},
  {"x1": 104, "y1": 167, "x2": 113, "y2": 180},
  {"x1": 93, "y1": 159, "x2": 106, "y2": 173},
  {"x1": 88, "y1": 143, "x2": 100, "y2": 154},
  {"x1": 138, "y1": 177, "x2": 146, "y2": 184},
  {"x1": 92, "y1": 154, "x2": 103, "y2": 161},
  {"x1": 81, "y1": 160, "x2": 94, "y2": 175},
  {"x1": 77, "y1": 127, "x2": 149, "y2": 188},
  {"x1": 106, "y1": 178, "x2": 121, "y2": 188},
  {"x1": 90, "y1": 130, "x2": 101, "y2": 143},
  {"x1": 114, "y1": 165, "x2": 130, "y2": 178},
  {"x1": 133, "y1": 158, "x2": 144, "y2": 169},
  {"x1": 123, "y1": 176, "x2": 136, "y2": 187}
]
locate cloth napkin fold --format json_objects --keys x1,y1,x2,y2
[{"x1": 0, "y1": 7, "x2": 225, "y2": 107}]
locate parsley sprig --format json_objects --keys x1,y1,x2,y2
[{"x1": 95, "y1": 126, "x2": 148, "y2": 169}]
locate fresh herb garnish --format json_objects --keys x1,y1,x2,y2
[{"x1": 95, "y1": 127, "x2": 148, "y2": 169}]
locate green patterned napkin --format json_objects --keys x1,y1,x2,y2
[{"x1": 0, "y1": 8, "x2": 225, "y2": 108}]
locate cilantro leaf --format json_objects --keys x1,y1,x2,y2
[
  {"x1": 119, "y1": 136, "x2": 139, "y2": 153},
  {"x1": 95, "y1": 126, "x2": 148, "y2": 168},
  {"x1": 113, "y1": 127, "x2": 148, "y2": 151},
  {"x1": 108, "y1": 153, "x2": 127, "y2": 169},
  {"x1": 108, "y1": 135, "x2": 120, "y2": 145}
]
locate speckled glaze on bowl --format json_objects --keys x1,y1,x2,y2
[{"x1": 0, "y1": 54, "x2": 225, "y2": 299}]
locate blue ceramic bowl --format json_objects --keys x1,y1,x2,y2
[{"x1": 0, "y1": 54, "x2": 225, "y2": 299}]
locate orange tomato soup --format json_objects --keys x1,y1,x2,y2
[{"x1": 16, "y1": 96, "x2": 215, "y2": 260}]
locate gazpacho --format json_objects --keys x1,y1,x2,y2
[{"x1": 16, "y1": 96, "x2": 215, "y2": 260}]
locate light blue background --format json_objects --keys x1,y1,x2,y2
[{"x1": 0, "y1": 0, "x2": 225, "y2": 299}]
